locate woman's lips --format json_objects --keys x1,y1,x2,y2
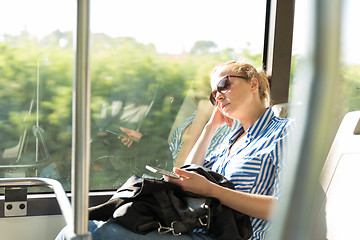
[{"x1": 221, "y1": 103, "x2": 229, "y2": 110}]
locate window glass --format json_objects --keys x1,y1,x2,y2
[
  {"x1": 275, "y1": 1, "x2": 360, "y2": 238},
  {"x1": 340, "y1": 0, "x2": 360, "y2": 112},
  {"x1": 291, "y1": 0, "x2": 360, "y2": 159},
  {"x1": 291, "y1": 0, "x2": 360, "y2": 123},
  {"x1": 0, "y1": 0, "x2": 76, "y2": 192},
  {"x1": 0, "y1": 0, "x2": 267, "y2": 192}
]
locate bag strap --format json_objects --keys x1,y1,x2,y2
[{"x1": 157, "y1": 215, "x2": 210, "y2": 236}]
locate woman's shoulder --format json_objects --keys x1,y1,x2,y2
[
  {"x1": 264, "y1": 114, "x2": 295, "y2": 140},
  {"x1": 275, "y1": 116, "x2": 294, "y2": 126}
]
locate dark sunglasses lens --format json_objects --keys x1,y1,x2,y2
[
  {"x1": 217, "y1": 77, "x2": 230, "y2": 93},
  {"x1": 209, "y1": 91, "x2": 217, "y2": 106},
  {"x1": 209, "y1": 76, "x2": 230, "y2": 106}
]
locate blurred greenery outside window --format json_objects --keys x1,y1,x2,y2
[
  {"x1": 290, "y1": 0, "x2": 360, "y2": 141},
  {"x1": 286, "y1": 0, "x2": 360, "y2": 167},
  {"x1": 8, "y1": 0, "x2": 360, "y2": 192},
  {"x1": 1, "y1": 0, "x2": 359, "y2": 193}
]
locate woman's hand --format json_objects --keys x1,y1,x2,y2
[
  {"x1": 208, "y1": 107, "x2": 234, "y2": 128},
  {"x1": 167, "y1": 168, "x2": 275, "y2": 220},
  {"x1": 119, "y1": 127, "x2": 143, "y2": 147},
  {"x1": 165, "y1": 168, "x2": 215, "y2": 197}
]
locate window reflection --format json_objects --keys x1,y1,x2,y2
[{"x1": 0, "y1": 0, "x2": 266, "y2": 191}]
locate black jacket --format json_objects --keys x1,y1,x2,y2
[{"x1": 89, "y1": 164, "x2": 252, "y2": 240}]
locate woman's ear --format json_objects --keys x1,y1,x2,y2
[{"x1": 250, "y1": 78, "x2": 259, "y2": 92}]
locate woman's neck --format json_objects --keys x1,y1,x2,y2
[{"x1": 238, "y1": 106, "x2": 267, "y2": 131}]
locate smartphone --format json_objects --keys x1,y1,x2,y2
[
  {"x1": 105, "y1": 129, "x2": 141, "y2": 142},
  {"x1": 105, "y1": 129, "x2": 128, "y2": 138},
  {"x1": 145, "y1": 165, "x2": 180, "y2": 179}
]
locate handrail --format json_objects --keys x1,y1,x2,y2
[
  {"x1": 72, "y1": 0, "x2": 91, "y2": 238},
  {"x1": 0, "y1": 177, "x2": 73, "y2": 227}
]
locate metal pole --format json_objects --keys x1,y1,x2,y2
[
  {"x1": 270, "y1": 0, "x2": 342, "y2": 239},
  {"x1": 71, "y1": 0, "x2": 91, "y2": 239}
]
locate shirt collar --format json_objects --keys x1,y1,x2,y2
[
  {"x1": 247, "y1": 108, "x2": 274, "y2": 140},
  {"x1": 229, "y1": 108, "x2": 274, "y2": 143}
]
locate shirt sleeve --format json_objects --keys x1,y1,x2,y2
[
  {"x1": 271, "y1": 119, "x2": 295, "y2": 197},
  {"x1": 203, "y1": 134, "x2": 232, "y2": 169},
  {"x1": 203, "y1": 151, "x2": 218, "y2": 169},
  {"x1": 203, "y1": 125, "x2": 241, "y2": 169}
]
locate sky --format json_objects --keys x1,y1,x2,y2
[
  {"x1": 0, "y1": 0, "x2": 359, "y2": 64},
  {"x1": 291, "y1": 0, "x2": 360, "y2": 65},
  {"x1": 0, "y1": 0, "x2": 266, "y2": 54},
  {"x1": 341, "y1": 0, "x2": 360, "y2": 64}
]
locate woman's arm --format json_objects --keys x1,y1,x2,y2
[
  {"x1": 174, "y1": 100, "x2": 213, "y2": 167},
  {"x1": 208, "y1": 181, "x2": 275, "y2": 220},
  {"x1": 183, "y1": 123, "x2": 218, "y2": 166},
  {"x1": 184, "y1": 108, "x2": 233, "y2": 166},
  {"x1": 167, "y1": 168, "x2": 275, "y2": 220}
]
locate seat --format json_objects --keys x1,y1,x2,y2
[
  {"x1": 311, "y1": 111, "x2": 360, "y2": 239},
  {"x1": 272, "y1": 103, "x2": 289, "y2": 118}
]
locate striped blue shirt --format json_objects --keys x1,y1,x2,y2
[{"x1": 204, "y1": 108, "x2": 293, "y2": 239}]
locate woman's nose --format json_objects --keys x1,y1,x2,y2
[{"x1": 215, "y1": 91, "x2": 225, "y2": 101}]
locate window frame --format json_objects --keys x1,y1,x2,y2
[{"x1": 0, "y1": 0, "x2": 295, "y2": 222}]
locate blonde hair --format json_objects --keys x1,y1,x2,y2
[{"x1": 210, "y1": 60, "x2": 271, "y2": 107}]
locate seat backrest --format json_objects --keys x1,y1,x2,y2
[
  {"x1": 313, "y1": 111, "x2": 360, "y2": 239},
  {"x1": 272, "y1": 103, "x2": 289, "y2": 118},
  {"x1": 320, "y1": 111, "x2": 360, "y2": 191}
]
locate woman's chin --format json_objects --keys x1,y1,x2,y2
[{"x1": 221, "y1": 109, "x2": 232, "y2": 118}]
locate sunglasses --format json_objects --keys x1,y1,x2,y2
[{"x1": 209, "y1": 75, "x2": 248, "y2": 106}]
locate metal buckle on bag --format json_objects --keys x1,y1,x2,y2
[
  {"x1": 199, "y1": 215, "x2": 209, "y2": 226},
  {"x1": 157, "y1": 221, "x2": 182, "y2": 236},
  {"x1": 170, "y1": 221, "x2": 182, "y2": 236},
  {"x1": 157, "y1": 222, "x2": 173, "y2": 234}
]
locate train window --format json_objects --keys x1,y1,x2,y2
[
  {"x1": 0, "y1": 0, "x2": 76, "y2": 193},
  {"x1": 292, "y1": 0, "x2": 360, "y2": 125},
  {"x1": 340, "y1": 0, "x2": 360, "y2": 112},
  {"x1": 289, "y1": 0, "x2": 360, "y2": 165},
  {"x1": 0, "y1": 0, "x2": 267, "y2": 192},
  {"x1": 270, "y1": 0, "x2": 360, "y2": 238}
]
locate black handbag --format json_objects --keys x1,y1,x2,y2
[{"x1": 89, "y1": 165, "x2": 253, "y2": 240}]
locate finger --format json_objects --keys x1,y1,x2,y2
[
  {"x1": 163, "y1": 175, "x2": 170, "y2": 182},
  {"x1": 120, "y1": 127, "x2": 131, "y2": 134},
  {"x1": 121, "y1": 137, "x2": 129, "y2": 143},
  {"x1": 173, "y1": 168, "x2": 193, "y2": 178},
  {"x1": 120, "y1": 137, "x2": 131, "y2": 147},
  {"x1": 120, "y1": 127, "x2": 140, "y2": 142},
  {"x1": 164, "y1": 175, "x2": 184, "y2": 185}
]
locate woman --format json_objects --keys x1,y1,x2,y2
[
  {"x1": 56, "y1": 60, "x2": 292, "y2": 240},
  {"x1": 166, "y1": 60, "x2": 293, "y2": 239}
]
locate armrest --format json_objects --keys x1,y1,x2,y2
[{"x1": 0, "y1": 177, "x2": 73, "y2": 226}]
